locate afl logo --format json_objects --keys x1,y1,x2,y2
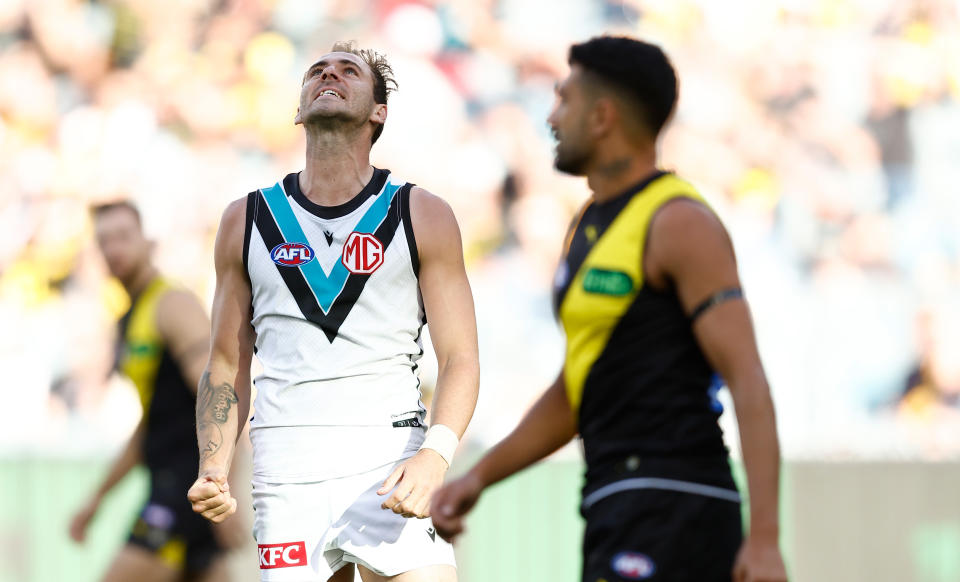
[
  {"x1": 611, "y1": 552, "x2": 656, "y2": 580},
  {"x1": 341, "y1": 232, "x2": 383, "y2": 274},
  {"x1": 271, "y1": 242, "x2": 315, "y2": 266}
]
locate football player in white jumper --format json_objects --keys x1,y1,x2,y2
[{"x1": 187, "y1": 42, "x2": 479, "y2": 582}]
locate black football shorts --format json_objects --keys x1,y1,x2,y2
[{"x1": 581, "y1": 487, "x2": 742, "y2": 582}]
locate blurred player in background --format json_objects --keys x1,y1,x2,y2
[
  {"x1": 433, "y1": 36, "x2": 788, "y2": 582},
  {"x1": 70, "y1": 201, "x2": 246, "y2": 582},
  {"x1": 187, "y1": 41, "x2": 479, "y2": 582}
]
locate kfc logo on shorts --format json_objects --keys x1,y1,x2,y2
[
  {"x1": 611, "y1": 551, "x2": 656, "y2": 580},
  {"x1": 258, "y1": 541, "x2": 307, "y2": 569},
  {"x1": 341, "y1": 232, "x2": 384, "y2": 274}
]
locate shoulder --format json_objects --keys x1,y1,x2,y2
[
  {"x1": 214, "y1": 195, "x2": 255, "y2": 265},
  {"x1": 409, "y1": 186, "x2": 455, "y2": 221},
  {"x1": 645, "y1": 196, "x2": 734, "y2": 287},
  {"x1": 409, "y1": 187, "x2": 460, "y2": 237},
  {"x1": 408, "y1": 186, "x2": 463, "y2": 260},
  {"x1": 220, "y1": 195, "x2": 251, "y2": 234},
  {"x1": 157, "y1": 286, "x2": 206, "y2": 316},
  {"x1": 155, "y1": 286, "x2": 208, "y2": 336},
  {"x1": 649, "y1": 196, "x2": 725, "y2": 238},
  {"x1": 157, "y1": 286, "x2": 204, "y2": 314}
]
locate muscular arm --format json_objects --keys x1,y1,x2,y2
[
  {"x1": 377, "y1": 188, "x2": 480, "y2": 518},
  {"x1": 645, "y1": 199, "x2": 784, "y2": 575},
  {"x1": 432, "y1": 372, "x2": 577, "y2": 539},
  {"x1": 156, "y1": 289, "x2": 211, "y2": 391},
  {"x1": 469, "y1": 372, "x2": 576, "y2": 488},
  {"x1": 188, "y1": 198, "x2": 254, "y2": 524},
  {"x1": 197, "y1": 198, "x2": 254, "y2": 476},
  {"x1": 411, "y1": 187, "x2": 480, "y2": 441}
]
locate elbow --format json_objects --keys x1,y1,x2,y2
[
  {"x1": 437, "y1": 351, "x2": 480, "y2": 379},
  {"x1": 726, "y1": 371, "x2": 776, "y2": 414}
]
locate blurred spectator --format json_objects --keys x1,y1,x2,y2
[{"x1": 900, "y1": 305, "x2": 960, "y2": 418}]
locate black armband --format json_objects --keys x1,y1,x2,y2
[{"x1": 689, "y1": 287, "x2": 743, "y2": 322}]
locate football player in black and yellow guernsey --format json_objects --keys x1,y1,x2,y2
[
  {"x1": 433, "y1": 36, "x2": 788, "y2": 582},
  {"x1": 69, "y1": 201, "x2": 245, "y2": 582}
]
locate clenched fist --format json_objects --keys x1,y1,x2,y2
[{"x1": 187, "y1": 473, "x2": 237, "y2": 523}]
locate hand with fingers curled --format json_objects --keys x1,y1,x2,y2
[
  {"x1": 68, "y1": 496, "x2": 102, "y2": 543},
  {"x1": 429, "y1": 470, "x2": 484, "y2": 543},
  {"x1": 733, "y1": 534, "x2": 788, "y2": 582},
  {"x1": 187, "y1": 472, "x2": 237, "y2": 524},
  {"x1": 377, "y1": 448, "x2": 449, "y2": 519}
]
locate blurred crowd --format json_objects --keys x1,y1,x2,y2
[{"x1": 0, "y1": 0, "x2": 958, "y2": 459}]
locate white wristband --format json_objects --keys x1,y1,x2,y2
[{"x1": 420, "y1": 424, "x2": 459, "y2": 467}]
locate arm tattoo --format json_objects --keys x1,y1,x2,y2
[
  {"x1": 196, "y1": 371, "x2": 238, "y2": 462},
  {"x1": 596, "y1": 157, "x2": 632, "y2": 179}
]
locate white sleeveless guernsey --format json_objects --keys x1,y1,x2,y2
[{"x1": 243, "y1": 169, "x2": 427, "y2": 482}]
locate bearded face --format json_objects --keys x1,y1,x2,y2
[
  {"x1": 547, "y1": 66, "x2": 597, "y2": 177},
  {"x1": 95, "y1": 207, "x2": 151, "y2": 284}
]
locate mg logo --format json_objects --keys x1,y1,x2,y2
[{"x1": 341, "y1": 232, "x2": 384, "y2": 274}]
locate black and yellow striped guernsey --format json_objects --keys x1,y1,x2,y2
[
  {"x1": 554, "y1": 172, "x2": 733, "y2": 493},
  {"x1": 118, "y1": 276, "x2": 199, "y2": 477}
]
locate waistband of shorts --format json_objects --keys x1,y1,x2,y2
[
  {"x1": 250, "y1": 425, "x2": 426, "y2": 483},
  {"x1": 581, "y1": 476, "x2": 741, "y2": 513},
  {"x1": 251, "y1": 453, "x2": 416, "y2": 487},
  {"x1": 588, "y1": 453, "x2": 734, "y2": 482},
  {"x1": 582, "y1": 454, "x2": 738, "y2": 509}
]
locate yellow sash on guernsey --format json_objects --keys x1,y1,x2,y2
[
  {"x1": 120, "y1": 277, "x2": 173, "y2": 417},
  {"x1": 559, "y1": 175, "x2": 709, "y2": 415}
]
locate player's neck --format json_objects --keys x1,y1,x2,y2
[
  {"x1": 586, "y1": 146, "x2": 658, "y2": 204},
  {"x1": 123, "y1": 265, "x2": 159, "y2": 299},
  {"x1": 301, "y1": 127, "x2": 375, "y2": 206}
]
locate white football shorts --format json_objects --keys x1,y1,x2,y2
[{"x1": 252, "y1": 458, "x2": 456, "y2": 581}]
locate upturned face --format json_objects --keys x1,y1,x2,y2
[{"x1": 295, "y1": 51, "x2": 385, "y2": 132}]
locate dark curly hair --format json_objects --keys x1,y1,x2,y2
[{"x1": 569, "y1": 36, "x2": 678, "y2": 138}]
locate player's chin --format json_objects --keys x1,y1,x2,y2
[{"x1": 302, "y1": 108, "x2": 353, "y2": 123}]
